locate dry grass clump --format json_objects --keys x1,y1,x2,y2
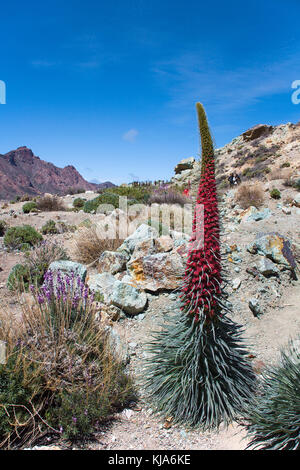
[
  {"x1": 71, "y1": 225, "x2": 124, "y2": 264},
  {"x1": 36, "y1": 195, "x2": 66, "y2": 212},
  {"x1": 235, "y1": 182, "x2": 265, "y2": 209},
  {"x1": 268, "y1": 168, "x2": 292, "y2": 181}
]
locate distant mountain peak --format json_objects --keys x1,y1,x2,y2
[{"x1": 0, "y1": 147, "x2": 114, "y2": 199}]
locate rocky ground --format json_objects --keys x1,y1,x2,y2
[{"x1": 0, "y1": 174, "x2": 299, "y2": 450}]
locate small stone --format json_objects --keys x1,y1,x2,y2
[
  {"x1": 249, "y1": 298, "x2": 263, "y2": 317},
  {"x1": 282, "y1": 206, "x2": 291, "y2": 215},
  {"x1": 258, "y1": 257, "x2": 280, "y2": 277},
  {"x1": 232, "y1": 278, "x2": 241, "y2": 290}
]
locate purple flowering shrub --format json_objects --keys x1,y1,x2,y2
[
  {"x1": 30, "y1": 270, "x2": 94, "y2": 330},
  {"x1": 148, "y1": 183, "x2": 190, "y2": 206},
  {"x1": 0, "y1": 270, "x2": 134, "y2": 447}
]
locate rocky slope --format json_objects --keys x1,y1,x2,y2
[
  {"x1": 171, "y1": 122, "x2": 300, "y2": 195},
  {"x1": 0, "y1": 146, "x2": 114, "y2": 199}
]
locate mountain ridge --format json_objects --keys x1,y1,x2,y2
[{"x1": 0, "y1": 146, "x2": 114, "y2": 199}]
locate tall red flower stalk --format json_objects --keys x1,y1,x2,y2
[
  {"x1": 143, "y1": 102, "x2": 255, "y2": 430},
  {"x1": 181, "y1": 103, "x2": 221, "y2": 321}
]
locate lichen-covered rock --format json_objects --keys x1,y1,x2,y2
[
  {"x1": 131, "y1": 238, "x2": 156, "y2": 260},
  {"x1": 109, "y1": 281, "x2": 148, "y2": 315},
  {"x1": 127, "y1": 251, "x2": 185, "y2": 292},
  {"x1": 154, "y1": 235, "x2": 174, "y2": 253},
  {"x1": 48, "y1": 260, "x2": 87, "y2": 281},
  {"x1": 87, "y1": 272, "x2": 117, "y2": 302},
  {"x1": 117, "y1": 224, "x2": 158, "y2": 254},
  {"x1": 247, "y1": 232, "x2": 297, "y2": 269},
  {"x1": 87, "y1": 272, "x2": 147, "y2": 315},
  {"x1": 170, "y1": 230, "x2": 190, "y2": 247},
  {"x1": 97, "y1": 251, "x2": 128, "y2": 275}
]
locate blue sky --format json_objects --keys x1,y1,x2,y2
[{"x1": 0, "y1": 0, "x2": 299, "y2": 185}]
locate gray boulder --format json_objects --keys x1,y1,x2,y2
[
  {"x1": 109, "y1": 281, "x2": 148, "y2": 315},
  {"x1": 98, "y1": 251, "x2": 128, "y2": 275},
  {"x1": 87, "y1": 272, "x2": 147, "y2": 315},
  {"x1": 258, "y1": 257, "x2": 280, "y2": 277},
  {"x1": 117, "y1": 224, "x2": 158, "y2": 254},
  {"x1": 48, "y1": 260, "x2": 87, "y2": 281}
]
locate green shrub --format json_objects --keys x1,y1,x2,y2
[
  {"x1": 270, "y1": 188, "x2": 281, "y2": 199},
  {"x1": 73, "y1": 197, "x2": 85, "y2": 209},
  {"x1": 280, "y1": 162, "x2": 290, "y2": 168},
  {"x1": 25, "y1": 240, "x2": 70, "y2": 287},
  {"x1": 101, "y1": 186, "x2": 151, "y2": 203},
  {"x1": 41, "y1": 220, "x2": 58, "y2": 235},
  {"x1": 66, "y1": 187, "x2": 86, "y2": 195},
  {"x1": 0, "y1": 278, "x2": 134, "y2": 447},
  {"x1": 7, "y1": 264, "x2": 31, "y2": 291},
  {"x1": 7, "y1": 241, "x2": 69, "y2": 292},
  {"x1": 4, "y1": 225, "x2": 43, "y2": 251},
  {"x1": 22, "y1": 202, "x2": 37, "y2": 214},
  {"x1": 83, "y1": 196, "x2": 102, "y2": 213},
  {"x1": 0, "y1": 220, "x2": 8, "y2": 236},
  {"x1": 245, "y1": 337, "x2": 300, "y2": 450},
  {"x1": 0, "y1": 353, "x2": 38, "y2": 446}
]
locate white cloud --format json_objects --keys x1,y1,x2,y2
[
  {"x1": 122, "y1": 128, "x2": 139, "y2": 142},
  {"x1": 152, "y1": 48, "x2": 300, "y2": 115}
]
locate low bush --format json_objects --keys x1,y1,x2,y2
[
  {"x1": 235, "y1": 183, "x2": 265, "y2": 209},
  {"x1": 83, "y1": 196, "x2": 102, "y2": 213},
  {"x1": 4, "y1": 225, "x2": 43, "y2": 251},
  {"x1": 270, "y1": 188, "x2": 281, "y2": 199},
  {"x1": 7, "y1": 241, "x2": 69, "y2": 291},
  {"x1": 66, "y1": 187, "x2": 86, "y2": 195},
  {"x1": 148, "y1": 186, "x2": 190, "y2": 206},
  {"x1": 22, "y1": 202, "x2": 37, "y2": 214},
  {"x1": 245, "y1": 337, "x2": 300, "y2": 450},
  {"x1": 20, "y1": 195, "x2": 33, "y2": 202},
  {"x1": 41, "y1": 220, "x2": 59, "y2": 235},
  {"x1": 73, "y1": 197, "x2": 85, "y2": 209},
  {"x1": 7, "y1": 264, "x2": 31, "y2": 291},
  {"x1": 71, "y1": 226, "x2": 123, "y2": 264},
  {"x1": 100, "y1": 186, "x2": 151, "y2": 204},
  {"x1": 24, "y1": 240, "x2": 69, "y2": 286},
  {"x1": 36, "y1": 196, "x2": 66, "y2": 212},
  {"x1": 0, "y1": 220, "x2": 8, "y2": 236},
  {"x1": 0, "y1": 271, "x2": 134, "y2": 448},
  {"x1": 280, "y1": 162, "x2": 291, "y2": 168},
  {"x1": 283, "y1": 178, "x2": 300, "y2": 191}
]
